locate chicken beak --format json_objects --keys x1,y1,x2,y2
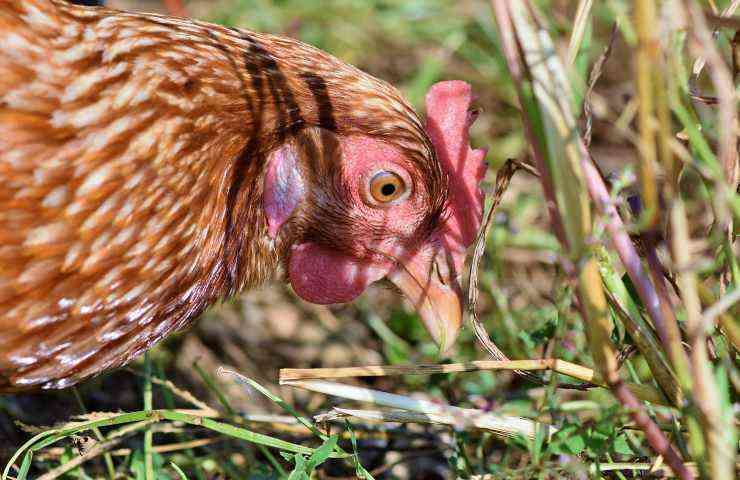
[{"x1": 387, "y1": 249, "x2": 463, "y2": 353}]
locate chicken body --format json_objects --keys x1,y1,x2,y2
[{"x1": 0, "y1": 0, "x2": 485, "y2": 391}]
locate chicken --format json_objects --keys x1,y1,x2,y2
[{"x1": 0, "y1": 0, "x2": 486, "y2": 391}]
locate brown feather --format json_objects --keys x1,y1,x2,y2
[{"x1": 0, "y1": 0, "x2": 440, "y2": 391}]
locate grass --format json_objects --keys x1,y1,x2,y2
[{"x1": 1, "y1": 0, "x2": 738, "y2": 478}]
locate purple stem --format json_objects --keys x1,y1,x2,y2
[
  {"x1": 579, "y1": 151, "x2": 681, "y2": 363},
  {"x1": 611, "y1": 379, "x2": 694, "y2": 480}
]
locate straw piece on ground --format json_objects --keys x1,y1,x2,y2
[
  {"x1": 283, "y1": 378, "x2": 556, "y2": 440},
  {"x1": 280, "y1": 359, "x2": 593, "y2": 382},
  {"x1": 280, "y1": 360, "x2": 668, "y2": 406}
]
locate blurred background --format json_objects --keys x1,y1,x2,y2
[{"x1": 1, "y1": 1, "x2": 735, "y2": 479}]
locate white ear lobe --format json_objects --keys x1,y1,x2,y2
[{"x1": 263, "y1": 142, "x2": 306, "y2": 239}]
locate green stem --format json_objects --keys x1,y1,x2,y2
[{"x1": 144, "y1": 353, "x2": 154, "y2": 480}]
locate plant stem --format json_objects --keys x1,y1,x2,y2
[
  {"x1": 71, "y1": 388, "x2": 117, "y2": 480},
  {"x1": 634, "y1": 0, "x2": 660, "y2": 227},
  {"x1": 671, "y1": 200, "x2": 734, "y2": 480},
  {"x1": 144, "y1": 352, "x2": 154, "y2": 480}
]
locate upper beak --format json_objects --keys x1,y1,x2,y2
[{"x1": 387, "y1": 246, "x2": 463, "y2": 353}]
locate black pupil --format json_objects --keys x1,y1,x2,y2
[{"x1": 381, "y1": 183, "x2": 396, "y2": 197}]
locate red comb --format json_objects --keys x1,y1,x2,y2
[{"x1": 424, "y1": 81, "x2": 487, "y2": 272}]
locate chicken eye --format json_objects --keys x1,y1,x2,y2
[{"x1": 369, "y1": 171, "x2": 407, "y2": 204}]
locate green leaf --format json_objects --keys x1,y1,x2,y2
[
  {"x1": 160, "y1": 411, "x2": 340, "y2": 457},
  {"x1": 131, "y1": 449, "x2": 145, "y2": 480},
  {"x1": 355, "y1": 463, "x2": 376, "y2": 480},
  {"x1": 612, "y1": 434, "x2": 634, "y2": 456},
  {"x1": 549, "y1": 425, "x2": 586, "y2": 455},
  {"x1": 287, "y1": 454, "x2": 308, "y2": 480},
  {"x1": 279, "y1": 452, "x2": 294, "y2": 463},
  {"x1": 221, "y1": 371, "x2": 326, "y2": 441},
  {"x1": 15, "y1": 453, "x2": 31, "y2": 480},
  {"x1": 346, "y1": 421, "x2": 376, "y2": 480},
  {"x1": 306, "y1": 435, "x2": 338, "y2": 471}
]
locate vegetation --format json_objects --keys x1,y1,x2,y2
[{"x1": 1, "y1": 0, "x2": 738, "y2": 478}]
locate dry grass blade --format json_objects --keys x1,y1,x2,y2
[
  {"x1": 702, "y1": 288, "x2": 740, "y2": 326},
  {"x1": 151, "y1": 377, "x2": 217, "y2": 414},
  {"x1": 322, "y1": 408, "x2": 432, "y2": 424},
  {"x1": 635, "y1": 0, "x2": 662, "y2": 226},
  {"x1": 125, "y1": 367, "x2": 219, "y2": 414},
  {"x1": 567, "y1": 0, "x2": 594, "y2": 66},
  {"x1": 467, "y1": 159, "x2": 543, "y2": 384},
  {"x1": 467, "y1": 159, "x2": 526, "y2": 319},
  {"x1": 671, "y1": 202, "x2": 734, "y2": 480},
  {"x1": 280, "y1": 359, "x2": 595, "y2": 382},
  {"x1": 280, "y1": 360, "x2": 667, "y2": 405},
  {"x1": 698, "y1": 283, "x2": 740, "y2": 351},
  {"x1": 37, "y1": 437, "x2": 221, "y2": 462},
  {"x1": 283, "y1": 379, "x2": 556, "y2": 440},
  {"x1": 327, "y1": 407, "x2": 519, "y2": 433},
  {"x1": 583, "y1": 23, "x2": 618, "y2": 148},
  {"x1": 691, "y1": 0, "x2": 740, "y2": 77},
  {"x1": 686, "y1": 1, "x2": 739, "y2": 190}
]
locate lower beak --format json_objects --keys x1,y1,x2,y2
[{"x1": 387, "y1": 248, "x2": 463, "y2": 353}]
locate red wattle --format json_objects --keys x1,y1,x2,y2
[{"x1": 288, "y1": 242, "x2": 392, "y2": 304}]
